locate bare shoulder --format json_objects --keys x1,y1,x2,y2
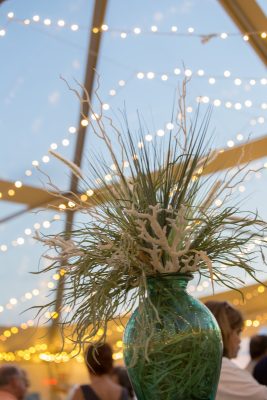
[{"x1": 68, "y1": 385, "x2": 84, "y2": 400}]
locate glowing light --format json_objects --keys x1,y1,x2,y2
[
  {"x1": 0, "y1": 29, "x2": 6, "y2": 37},
  {"x1": 136, "y1": 72, "x2": 144, "y2": 80},
  {"x1": 234, "y1": 103, "x2": 242, "y2": 110},
  {"x1": 171, "y1": 26, "x2": 178, "y2": 32},
  {"x1": 227, "y1": 140, "x2": 235, "y2": 148},
  {"x1": 244, "y1": 100, "x2": 252, "y2": 108},
  {"x1": 53, "y1": 274, "x2": 60, "y2": 281},
  {"x1": 188, "y1": 27, "x2": 194, "y2": 33},
  {"x1": 4, "y1": 331, "x2": 11, "y2": 338},
  {"x1": 105, "y1": 174, "x2": 112, "y2": 181},
  {"x1": 261, "y1": 32, "x2": 267, "y2": 39},
  {"x1": 147, "y1": 72, "x2": 155, "y2": 79},
  {"x1": 59, "y1": 204, "x2": 66, "y2": 210},
  {"x1": 33, "y1": 223, "x2": 41, "y2": 230},
  {"x1": 32, "y1": 15, "x2": 40, "y2": 22},
  {"x1": 224, "y1": 70, "x2": 231, "y2": 77},
  {"x1": 156, "y1": 129, "x2": 165, "y2": 137},
  {"x1": 80, "y1": 194, "x2": 88, "y2": 202},
  {"x1": 137, "y1": 141, "x2": 144, "y2": 149},
  {"x1": 43, "y1": 221, "x2": 51, "y2": 229},
  {"x1": 14, "y1": 181, "x2": 22, "y2": 188},
  {"x1": 118, "y1": 80, "x2": 125, "y2": 86},
  {"x1": 57, "y1": 19, "x2": 65, "y2": 27},
  {"x1": 237, "y1": 134, "x2": 243, "y2": 141},
  {"x1": 92, "y1": 27, "x2": 99, "y2": 34},
  {"x1": 220, "y1": 32, "x2": 228, "y2": 39},
  {"x1": 81, "y1": 119, "x2": 88, "y2": 127},
  {"x1": 68, "y1": 201, "x2": 76, "y2": 208},
  {"x1": 250, "y1": 79, "x2": 256, "y2": 86},
  {"x1": 197, "y1": 69, "x2": 204, "y2": 76},
  {"x1": 101, "y1": 24, "x2": 108, "y2": 31},
  {"x1": 151, "y1": 25, "x2": 158, "y2": 32},
  {"x1": 10, "y1": 298, "x2": 17, "y2": 305},
  {"x1": 43, "y1": 19, "x2": 51, "y2": 26},
  {"x1": 25, "y1": 292, "x2": 32, "y2": 300},
  {"x1": 166, "y1": 122, "x2": 174, "y2": 130},
  {"x1": 11, "y1": 327, "x2": 18, "y2": 334},
  {"x1": 213, "y1": 99, "x2": 221, "y2": 107},
  {"x1": 145, "y1": 134, "x2": 153, "y2": 142},
  {"x1": 42, "y1": 155, "x2": 50, "y2": 164},
  {"x1": 258, "y1": 117, "x2": 265, "y2": 124},
  {"x1": 215, "y1": 199, "x2": 222, "y2": 207},
  {"x1": 0, "y1": 306, "x2": 3, "y2": 312},
  {"x1": 161, "y1": 74, "x2": 168, "y2": 81},
  {"x1": 32, "y1": 160, "x2": 39, "y2": 167},
  {"x1": 7, "y1": 12, "x2": 14, "y2": 19},
  {"x1": 47, "y1": 282, "x2": 55, "y2": 289},
  {"x1": 133, "y1": 27, "x2": 141, "y2": 34},
  {"x1": 70, "y1": 24, "x2": 79, "y2": 31},
  {"x1": 0, "y1": 245, "x2": 7, "y2": 252},
  {"x1": 32, "y1": 289, "x2": 39, "y2": 296},
  {"x1": 53, "y1": 214, "x2": 61, "y2": 220},
  {"x1": 184, "y1": 69, "x2": 192, "y2": 77},
  {"x1": 120, "y1": 32, "x2": 127, "y2": 39},
  {"x1": 68, "y1": 126, "x2": 76, "y2": 134},
  {"x1": 202, "y1": 96, "x2": 210, "y2": 104},
  {"x1": 174, "y1": 68, "x2": 181, "y2": 75},
  {"x1": 50, "y1": 143, "x2": 57, "y2": 150},
  {"x1": 102, "y1": 103, "x2": 110, "y2": 110},
  {"x1": 208, "y1": 77, "x2": 216, "y2": 85},
  {"x1": 25, "y1": 170, "x2": 32, "y2": 176},
  {"x1": 234, "y1": 78, "x2": 242, "y2": 86},
  {"x1": 86, "y1": 189, "x2": 94, "y2": 197},
  {"x1": 62, "y1": 139, "x2": 70, "y2": 146},
  {"x1": 258, "y1": 285, "x2": 265, "y2": 293},
  {"x1": 225, "y1": 101, "x2": 232, "y2": 108},
  {"x1": 243, "y1": 35, "x2": 249, "y2": 41},
  {"x1": 238, "y1": 185, "x2": 246, "y2": 193},
  {"x1": 109, "y1": 89, "x2": 116, "y2": 96},
  {"x1": 260, "y1": 78, "x2": 267, "y2": 85},
  {"x1": 24, "y1": 19, "x2": 31, "y2": 25}
]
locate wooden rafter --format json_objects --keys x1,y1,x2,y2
[{"x1": 219, "y1": 0, "x2": 267, "y2": 66}]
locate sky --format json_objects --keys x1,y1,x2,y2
[{"x1": 0, "y1": 0, "x2": 267, "y2": 328}]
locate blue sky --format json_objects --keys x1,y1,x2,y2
[{"x1": 0, "y1": 0, "x2": 267, "y2": 326}]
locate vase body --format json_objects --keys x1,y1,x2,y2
[{"x1": 123, "y1": 274, "x2": 222, "y2": 400}]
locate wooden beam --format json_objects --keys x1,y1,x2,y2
[
  {"x1": 219, "y1": 0, "x2": 267, "y2": 66},
  {"x1": 48, "y1": 0, "x2": 108, "y2": 345}
]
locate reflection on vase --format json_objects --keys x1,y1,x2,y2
[{"x1": 123, "y1": 274, "x2": 222, "y2": 400}]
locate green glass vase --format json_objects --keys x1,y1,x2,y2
[{"x1": 123, "y1": 274, "x2": 222, "y2": 400}]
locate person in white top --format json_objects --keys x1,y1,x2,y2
[{"x1": 205, "y1": 301, "x2": 267, "y2": 400}]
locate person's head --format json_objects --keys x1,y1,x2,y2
[
  {"x1": 205, "y1": 300, "x2": 244, "y2": 359},
  {"x1": 249, "y1": 335, "x2": 267, "y2": 360},
  {"x1": 85, "y1": 343, "x2": 113, "y2": 376},
  {"x1": 111, "y1": 366, "x2": 134, "y2": 399},
  {"x1": 0, "y1": 365, "x2": 29, "y2": 399}
]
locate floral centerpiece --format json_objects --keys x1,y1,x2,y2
[{"x1": 37, "y1": 83, "x2": 267, "y2": 399}]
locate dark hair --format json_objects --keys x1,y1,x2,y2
[
  {"x1": 112, "y1": 366, "x2": 134, "y2": 399},
  {"x1": 85, "y1": 343, "x2": 113, "y2": 375},
  {"x1": 0, "y1": 365, "x2": 21, "y2": 386},
  {"x1": 205, "y1": 301, "x2": 243, "y2": 357},
  {"x1": 253, "y1": 355, "x2": 267, "y2": 385},
  {"x1": 249, "y1": 335, "x2": 267, "y2": 360}
]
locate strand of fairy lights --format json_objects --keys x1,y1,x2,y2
[
  {"x1": 0, "y1": 72, "x2": 130, "y2": 205},
  {"x1": 1, "y1": 13, "x2": 267, "y2": 43}
]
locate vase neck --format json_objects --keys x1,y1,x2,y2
[{"x1": 146, "y1": 274, "x2": 192, "y2": 297}]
